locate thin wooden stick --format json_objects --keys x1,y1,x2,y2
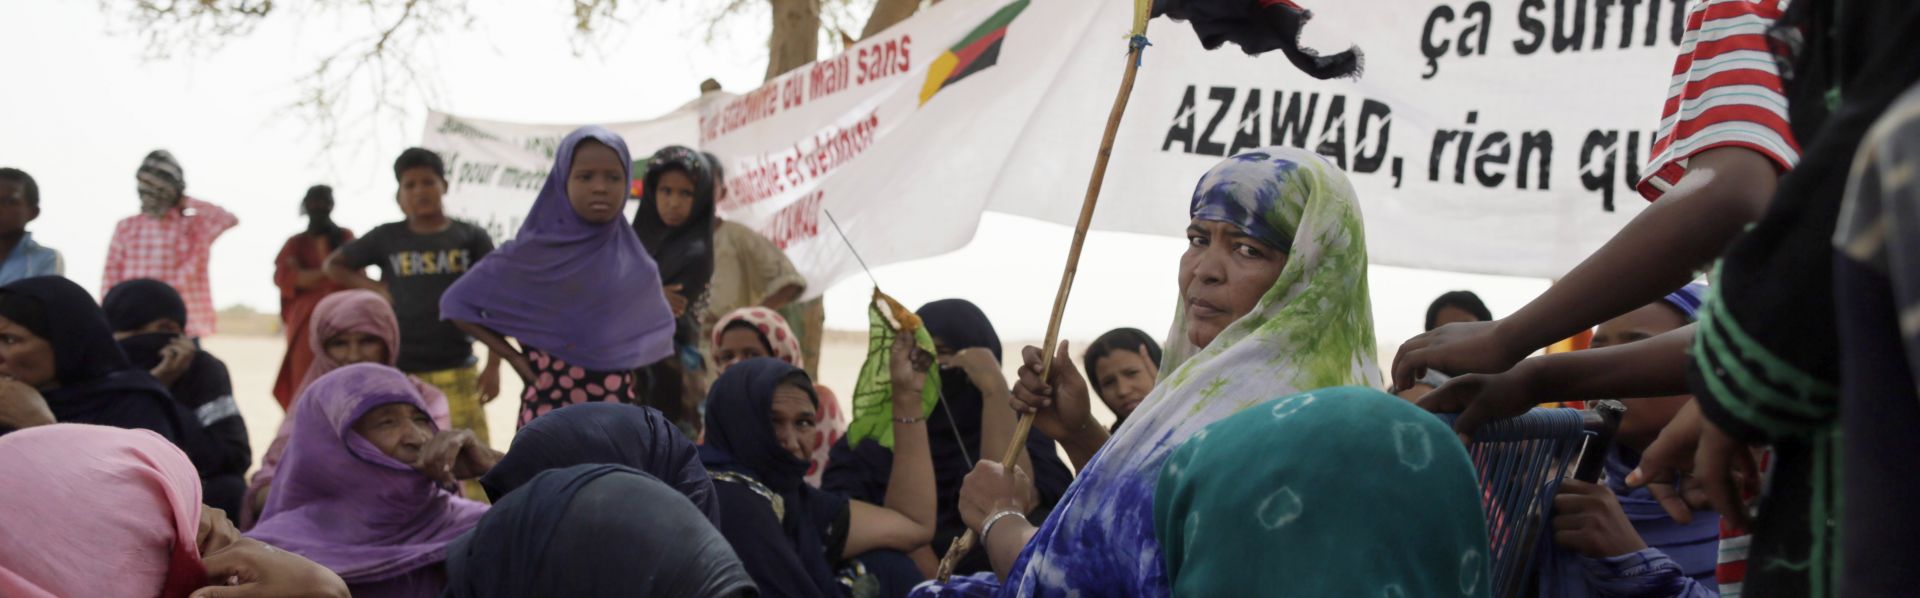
[{"x1": 934, "y1": 37, "x2": 1149, "y2": 582}]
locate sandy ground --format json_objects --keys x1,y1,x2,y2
[{"x1": 207, "y1": 331, "x2": 1116, "y2": 475}]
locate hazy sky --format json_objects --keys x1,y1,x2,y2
[{"x1": 1, "y1": 0, "x2": 1553, "y2": 356}]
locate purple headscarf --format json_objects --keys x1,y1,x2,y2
[
  {"x1": 245, "y1": 363, "x2": 487, "y2": 587},
  {"x1": 440, "y1": 126, "x2": 675, "y2": 371}
]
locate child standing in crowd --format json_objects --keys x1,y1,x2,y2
[
  {"x1": 273, "y1": 184, "x2": 356, "y2": 410},
  {"x1": 101, "y1": 150, "x2": 238, "y2": 338},
  {"x1": 634, "y1": 145, "x2": 718, "y2": 435},
  {"x1": 0, "y1": 168, "x2": 61, "y2": 284},
  {"x1": 102, "y1": 278, "x2": 252, "y2": 523},
  {"x1": 442, "y1": 126, "x2": 676, "y2": 430},
  {"x1": 326, "y1": 148, "x2": 503, "y2": 453}
]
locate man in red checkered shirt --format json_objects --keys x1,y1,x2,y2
[{"x1": 101, "y1": 150, "x2": 239, "y2": 339}]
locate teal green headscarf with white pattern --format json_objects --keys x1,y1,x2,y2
[{"x1": 1155, "y1": 386, "x2": 1491, "y2": 596}]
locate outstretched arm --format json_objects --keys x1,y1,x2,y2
[
  {"x1": 1392, "y1": 147, "x2": 1777, "y2": 390},
  {"x1": 1417, "y1": 325, "x2": 1693, "y2": 441}
]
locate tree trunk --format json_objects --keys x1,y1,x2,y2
[
  {"x1": 859, "y1": 0, "x2": 921, "y2": 40},
  {"x1": 765, "y1": 0, "x2": 821, "y2": 81}
]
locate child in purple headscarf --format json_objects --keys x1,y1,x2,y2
[
  {"x1": 442, "y1": 126, "x2": 677, "y2": 430},
  {"x1": 246, "y1": 363, "x2": 497, "y2": 598}
]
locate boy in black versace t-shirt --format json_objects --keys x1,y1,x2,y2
[{"x1": 326, "y1": 148, "x2": 502, "y2": 451}]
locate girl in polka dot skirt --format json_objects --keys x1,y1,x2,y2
[{"x1": 442, "y1": 126, "x2": 678, "y2": 431}]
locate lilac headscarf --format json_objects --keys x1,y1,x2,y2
[
  {"x1": 440, "y1": 126, "x2": 675, "y2": 371},
  {"x1": 245, "y1": 363, "x2": 487, "y2": 587}
]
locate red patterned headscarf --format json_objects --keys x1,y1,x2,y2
[{"x1": 711, "y1": 307, "x2": 804, "y2": 367}]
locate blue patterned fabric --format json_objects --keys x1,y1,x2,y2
[{"x1": 1187, "y1": 152, "x2": 1303, "y2": 253}]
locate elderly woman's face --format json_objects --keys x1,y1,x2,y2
[
  {"x1": 352, "y1": 403, "x2": 435, "y2": 464},
  {"x1": 1179, "y1": 219, "x2": 1288, "y2": 349}
]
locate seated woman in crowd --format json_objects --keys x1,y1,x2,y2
[
  {"x1": 478, "y1": 401, "x2": 717, "y2": 523},
  {"x1": 243, "y1": 288, "x2": 452, "y2": 528},
  {"x1": 824, "y1": 299, "x2": 1072, "y2": 576},
  {"x1": 923, "y1": 146, "x2": 1380, "y2": 594},
  {"x1": 0, "y1": 277, "x2": 221, "y2": 459},
  {"x1": 712, "y1": 306, "x2": 848, "y2": 485},
  {"x1": 1081, "y1": 327, "x2": 1162, "y2": 431},
  {"x1": 1534, "y1": 284, "x2": 1720, "y2": 596},
  {"x1": 445, "y1": 464, "x2": 756, "y2": 598},
  {"x1": 0, "y1": 423, "x2": 348, "y2": 598},
  {"x1": 704, "y1": 354, "x2": 937, "y2": 598},
  {"x1": 247, "y1": 363, "x2": 495, "y2": 598},
  {"x1": 103, "y1": 278, "x2": 251, "y2": 521},
  {"x1": 444, "y1": 126, "x2": 676, "y2": 431}
]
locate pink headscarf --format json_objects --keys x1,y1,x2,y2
[
  {"x1": 242, "y1": 290, "x2": 451, "y2": 529},
  {"x1": 712, "y1": 307, "x2": 845, "y2": 486},
  {"x1": 0, "y1": 424, "x2": 206, "y2": 598}
]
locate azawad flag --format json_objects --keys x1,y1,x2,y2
[{"x1": 918, "y1": 0, "x2": 1031, "y2": 105}]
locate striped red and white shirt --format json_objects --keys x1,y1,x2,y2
[
  {"x1": 101, "y1": 197, "x2": 238, "y2": 338},
  {"x1": 1639, "y1": 3, "x2": 1798, "y2": 594},
  {"x1": 1637, "y1": 0, "x2": 1799, "y2": 202}
]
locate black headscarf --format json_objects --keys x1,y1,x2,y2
[
  {"x1": 701, "y1": 358, "x2": 841, "y2": 598},
  {"x1": 0, "y1": 277, "x2": 183, "y2": 442},
  {"x1": 444, "y1": 464, "x2": 757, "y2": 598},
  {"x1": 101, "y1": 278, "x2": 189, "y2": 333},
  {"x1": 822, "y1": 299, "x2": 1073, "y2": 577},
  {"x1": 634, "y1": 146, "x2": 717, "y2": 346},
  {"x1": 101, "y1": 278, "x2": 250, "y2": 480},
  {"x1": 481, "y1": 402, "x2": 720, "y2": 525}
]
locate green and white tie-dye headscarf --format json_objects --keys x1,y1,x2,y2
[
  {"x1": 991, "y1": 146, "x2": 1382, "y2": 597},
  {"x1": 1162, "y1": 146, "x2": 1381, "y2": 389},
  {"x1": 1155, "y1": 386, "x2": 1490, "y2": 597}
]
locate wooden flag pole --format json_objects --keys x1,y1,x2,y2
[{"x1": 934, "y1": 31, "x2": 1151, "y2": 582}]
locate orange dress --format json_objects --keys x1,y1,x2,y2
[{"x1": 271, "y1": 229, "x2": 354, "y2": 409}]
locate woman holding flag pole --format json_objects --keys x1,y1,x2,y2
[
  {"x1": 929, "y1": 144, "x2": 1392, "y2": 595},
  {"x1": 897, "y1": 0, "x2": 1478, "y2": 594}
]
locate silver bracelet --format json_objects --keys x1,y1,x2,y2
[
  {"x1": 980, "y1": 509, "x2": 1028, "y2": 543},
  {"x1": 892, "y1": 413, "x2": 924, "y2": 424}
]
